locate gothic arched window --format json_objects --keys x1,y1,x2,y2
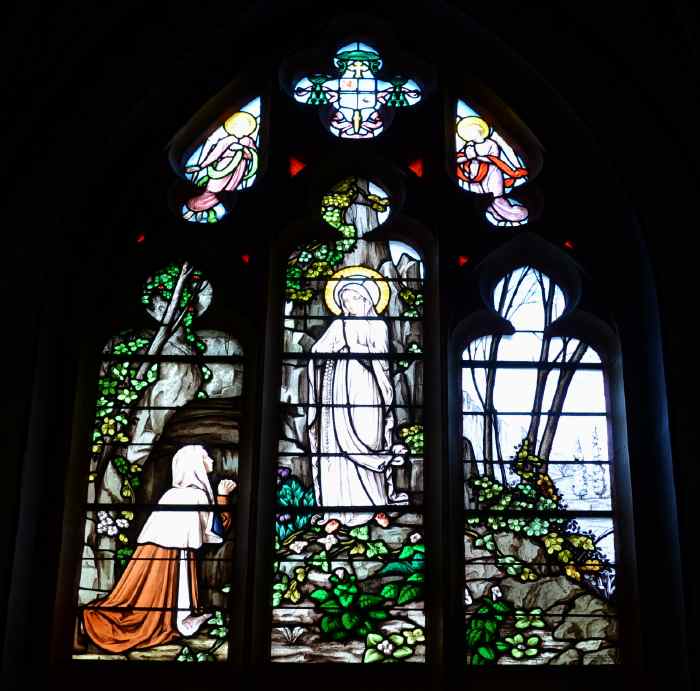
[
  {"x1": 36, "y1": 15, "x2": 666, "y2": 686},
  {"x1": 460, "y1": 262, "x2": 620, "y2": 665},
  {"x1": 271, "y1": 176, "x2": 427, "y2": 662},
  {"x1": 73, "y1": 261, "x2": 246, "y2": 662}
]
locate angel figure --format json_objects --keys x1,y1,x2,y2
[
  {"x1": 182, "y1": 105, "x2": 259, "y2": 223},
  {"x1": 456, "y1": 114, "x2": 529, "y2": 227}
]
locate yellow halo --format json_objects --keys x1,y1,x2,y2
[
  {"x1": 324, "y1": 265, "x2": 390, "y2": 315},
  {"x1": 457, "y1": 115, "x2": 490, "y2": 143},
  {"x1": 224, "y1": 111, "x2": 257, "y2": 138}
]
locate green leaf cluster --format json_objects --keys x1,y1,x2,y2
[
  {"x1": 398, "y1": 424, "x2": 424, "y2": 454},
  {"x1": 275, "y1": 475, "x2": 315, "y2": 540},
  {"x1": 286, "y1": 177, "x2": 390, "y2": 305},
  {"x1": 310, "y1": 571, "x2": 389, "y2": 642},
  {"x1": 363, "y1": 632, "x2": 415, "y2": 663},
  {"x1": 115, "y1": 547, "x2": 134, "y2": 568},
  {"x1": 378, "y1": 542, "x2": 425, "y2": 605},
  {"x1": 141, "y1": 262, "x2": 207, "y2": 354},
  {"x1": 111, "y1": 337, "x2": 150, "y2": 356},
  {"x1": 174, "y1": 608, "x2": 228, "y2": 662},
  {"x1": 110, "y1": 455, "x2": 143, "y2": 504},
  {"x1": 467, "y1": 439, "x2": 609, "y2": 584},
  {"x1": 465, "y1": 597, "x2": 512, "y2": 665},
  {"x1": 398, "y1": 287, "x2": 424, "y2": 318}
]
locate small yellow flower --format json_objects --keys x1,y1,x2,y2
[
  {"x1": 544, "y1": 533, "x2": 564, "y2": 554},
  {"x1": 284, "y1": 580, "x2": 301, "y2": 604},
  {"x1": 100, "y1": 418, "x2": 116, "y2": 436},
  {"x1": 118, "y1": 534, "x2": 128, "y2": 543},
  {"x1": 579, "y1": 559, "x2": 602, "y2": 573},
  {"x1": 520, "y1": 567, "x2": 538, "y2": 582},
  {"x1": 565, "y1": 564, "x2": 581, "y2": 581},
  {"x1": 404, "y1": 628, "x2": 425, "y2": 646}
]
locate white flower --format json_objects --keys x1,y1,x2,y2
[
  {"x1": 317, "y1": 534, "x2": 338, "y2": 551},
  {"x1": 377, "y1": 640, "x2": 395, "y2": 655},
  {"x1": 115, "y1": 518, "x2": 129, "y2": 528},
  {"x1": 464, "y1": 588, "x2": 473, "y2": 605},
  {"x1": 289, "y1": 540, "x2": 308, "y2": 554},
  {"x1": 491, "y1": 586, "x2": 502, "y2": 600},
  {"x1": 107, "y1": 525, "x2": 118, "y2": 536},
  {"x1": 96, "y1": 524, "x2": 107, "y2": 535},
  {"x1": 409, "y1": 532, "x2": 422, "y2": 544},
  {"x1": 97, "y1": 511, "x2": 108, "y2": 521}
]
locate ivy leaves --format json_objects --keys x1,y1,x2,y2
[
  {"x1": 465, "y1": 597, "x2": 513, "y2": 665},
  {"x1": 378, "y1": 542, "x2": 425, "y2": 606},
  {"x1": 310, "y1": 571, "x2": 389, "y2": 642}
]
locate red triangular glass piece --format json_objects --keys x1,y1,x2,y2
[
  {"x1": 289, "y1": 157, "x2": 306, "y2": 177},
  {"x1": 408, "y1": 159, "x2": 423, "y2": 177}
]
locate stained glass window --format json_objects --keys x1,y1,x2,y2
[
  {"x1": 455, "y1": 99, "x2": 529, "y2": 228},
  {"x1": 462, "y1": 266, "x2": 618, "y2": 665},
  {"x1": 272, "y1": 177, "x2": 426, "y2": 663},
  {"x1": 292, "y1": 42, "x2": 421, "y2": 139},
  {"x1": 180, "y1": 97, "x2": 261, "y2": 224},
  {"x1": 73, "y1": 261, "x2": 244, "y2": 662}
]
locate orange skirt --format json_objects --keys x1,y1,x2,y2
[{"x1": 82, "y1": 544, "x2": 199, "y2": 653}]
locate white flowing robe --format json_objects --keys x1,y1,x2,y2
[{"x1": 307, "y1": 313, "x2": 395, "y2": 526}]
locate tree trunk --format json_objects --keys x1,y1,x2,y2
[
  {"x1": 527, "y1": 279, "x2": 555, "y2": 446},
  {"x1": 538, "y1": 341, "x2": 589, "y2": 464}
]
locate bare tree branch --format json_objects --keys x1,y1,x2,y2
[{"x1": 538, "y1": 341, "x2": 589, "y2": 465}]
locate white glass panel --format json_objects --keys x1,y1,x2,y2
[{"x1": 462, "y1": 413, "x2": 609, "y2": 462}]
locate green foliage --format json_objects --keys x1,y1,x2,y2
[
  {"x1": 398, "y1": 424, "x2": 424, "y2": 454},
  {"x1": 501, "y1": 633, "x2": 542, "y2": 659},
  {"x1": 378, "y1": 542, "x2": 425, "y2": 605},
  {"x1": 112, "y1": 456, "x2": 142, "y2": 500},
  {"x1": 273, "y1": 521, "x2": 427, "y2": 649},
  {"x1": 398, "y1": 287, "x2": 424, "y2": 318},
  {"x1": 175, "y1": 592, "x2": 230, "y2": 661},
  {"x1": 310, "y1": 570, "x2": 389, "y2": 642},
  {"x1": 465, "y1": 597, "x2": 513, "y2": 665},
  {"x1": 397, "y1": 341, "x2": 422, "y2": 370},
  {"x1": 275, "y1": 474, "x2": 315, "y2": 540},
  {"x1": 363, "y1": 630, "x2": 423, "y2": 663},
  {"x1": 514, "y1": 608, "x2": 545, "y2": 630},
  {"x1": 111, "y1": 337, "x2": 150, "y2": 356},
  {"x1": 142, "y1": 263, "x2": 207, "y2": 353},
  {"x1": 272, "y1": 567, "x2": 307, "y2": 606},
  {"x1": 286, "y1": 177, "x2": 390, "y2": 304},
  {"x1": 90, "y1": 262, "x2": 212, "y2": 510},
  {"x1": 115, "y1": 547, "x2": 134, "y2": 569},
  {"x1": 466, "y1": 439, "x2": 609, "y2": 584}
]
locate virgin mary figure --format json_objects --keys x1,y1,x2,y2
[
  {"x1": 307, "y1": 267, "x2": 407, "y2": 528},
  {"x1": 82, "y1": 445, "x2": 235, "y2": 653}
]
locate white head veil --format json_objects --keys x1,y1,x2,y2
[
  {"x1": 171, "y1": 444, "x2": 215, "y2": 502},
  {"x1": 335, "y1": 278, "x2": 379, "y2": 317},
  {"x1": 137, "y1": 444, "x2": 222, "y2": 549}
]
